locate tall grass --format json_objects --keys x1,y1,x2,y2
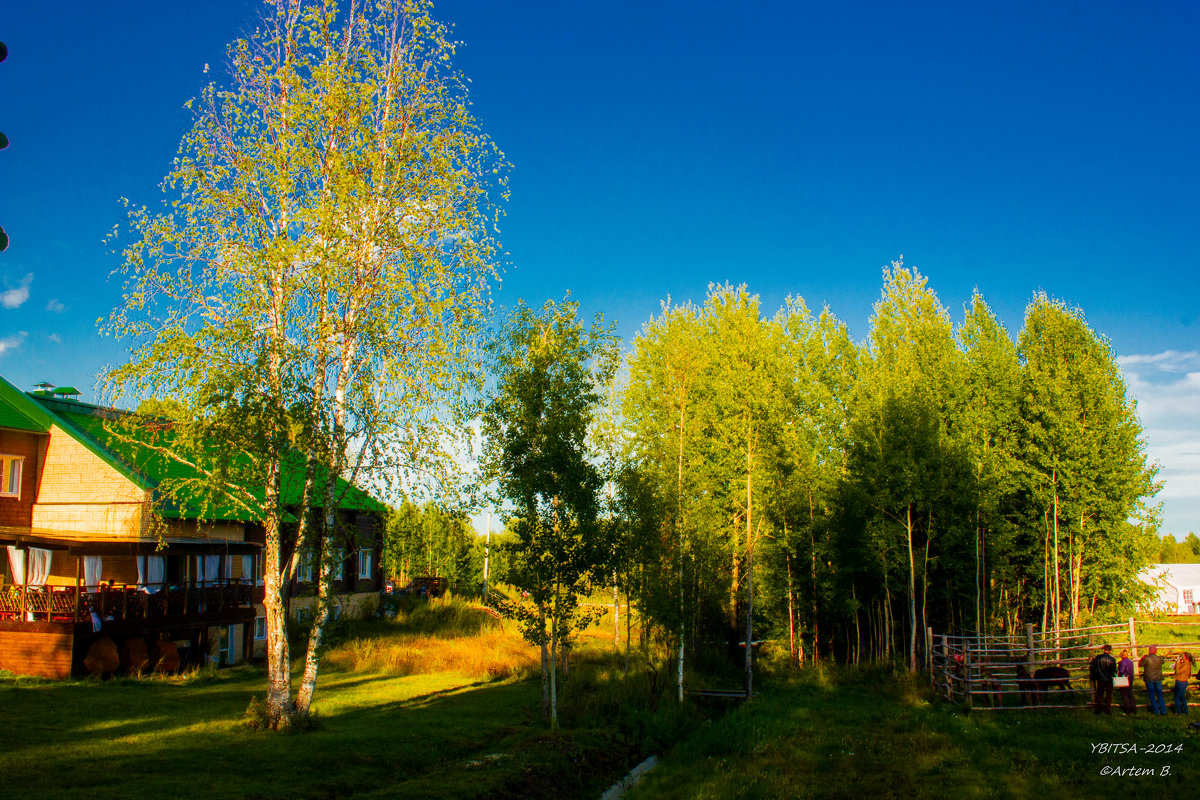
[{"x1": 324, "y1": 597, "x2": 540, "y2": 680}]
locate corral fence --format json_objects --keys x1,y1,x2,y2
[{"x1": 929, "y1": 619, "x2": 1200, "y2": 711}]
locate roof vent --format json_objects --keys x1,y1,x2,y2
[{"x1": 31, "y1": 383, "x2": 82, "y2": 401}]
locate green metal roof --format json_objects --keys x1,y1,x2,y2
[
  {"x1": 0, "y1": 374, "x2": 53, "y2": 432},
  {"x1": 28, "y1": 393, "x2": 385, "y2": 523}
]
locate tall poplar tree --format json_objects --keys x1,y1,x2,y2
[
  {"x1": 956, "y1": 292, "x2": 1021, "y2": 634},
  {"x1": 1017, "y1": 294, "x2": 1159, "y2": 631},
  {"x1": 622, "y1": 299, "x2": 710, "y2": 702}
]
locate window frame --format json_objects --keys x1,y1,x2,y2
[
  {"x1": 358, "y1": 548, "x2": 373, "y2": 580},
  {"x1": 297, "y1": 551, "x2": 314, "y2": 583},
  {"x1": 0, "y1": 455, "x2": 23, "y2": 498}
]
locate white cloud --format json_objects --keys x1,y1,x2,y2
[
  {"x1": 46, "y1": 333, "x2": 61, "y2": 344},
  {"x1": 45, "y1": 298, "x2": 65, "y2": 314},
  {"x1": 0, "y1": 332, "x2": 28, "y2": 356},
  {"x1": 0, "y1": 273, "x2": 33, "y2": 310},
  {"x1": 1120, "y1": 351, "x2": 1200, "y2": 535}
]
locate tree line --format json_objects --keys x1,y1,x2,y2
[{"x1": 479, "y1": 266, "x2": 1161, "y2": 716}]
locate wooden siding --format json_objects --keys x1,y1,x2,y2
[
  {"x1": 0, "y1": 429, "x2": 42, "y2": 528},
  {"x1": 166, "y1": 519, "x2": 247, "y2": 541},
  {"x1": 0, "y1": 620, "x2": 76, "y2": 679},
  {"x1": 31, "y1": 423, "x2": 151, "y2": 537}
]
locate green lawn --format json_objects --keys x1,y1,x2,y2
[
  {"x1": 0, "y1": 663, "x2": 653, "y2": 800},
  {"x1": 628, "y1": 664, "x2": 1200, "y2": 800},
  {"x1": 5, "y1": 612, "x2": 1198, "y2": 800}
]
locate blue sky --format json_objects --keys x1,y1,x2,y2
[{"x1": 1, "y1": 1, "x2": 1197, "y2": 534}]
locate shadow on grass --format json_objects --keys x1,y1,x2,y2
[{"x1": 0, "y1": 664, "x2": 647, "y2": 800}]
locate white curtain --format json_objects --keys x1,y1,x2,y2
[
  {"x1": 27, "y1": 549, "x2": 51, "y2": 585},
  {"x1": 195, "y1": 555, "x2": 221, "y2": 585},
  {"x1": 224, "y1": 556, "x2": 234, "y2": 583},
  {"x1": 137, "y1": 556, "x2": 164, "y2": 593},
  {"x1": 242, "y1": 555, "x2": 253, "y2": 584},
  {"x1": 83, "y1": 556, "x2": 103, "y2": 591},
  {"x1": 7, "y1": 547, "x2": 52, "y2": 586},
  {"x1": 6, "y1": 546, "x2": 24, "y2": 586}
]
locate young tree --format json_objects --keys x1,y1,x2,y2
[
  {"x1": 481, "y1": 297, "x2": 619, "y2": 729},
  {"x1": 106, "y1": 0, "x2": 504, "y2": 727}
]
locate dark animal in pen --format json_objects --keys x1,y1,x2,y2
[
  {"x1": 978, "y1": 666, "x2": 1002, "y2": 707},
  {"x1": 1015, "y1": 664, "x2": 1072, "y2": 705}
]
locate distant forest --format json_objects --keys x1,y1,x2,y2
[{"x1": 1154, "y1": 532, "x2": 1200, "y2": 564}]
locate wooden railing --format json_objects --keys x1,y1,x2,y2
[{"x1": 0, "y1": 580, "x2": 255, "y2": 625}]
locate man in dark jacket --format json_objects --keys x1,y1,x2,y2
[{"x1": 1090, "y1": 643, "x2": 1117, "y2": 714}]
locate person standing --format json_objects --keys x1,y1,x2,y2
[
  {"x1": 1139, "y1": 645, "x2": 1167, "y2": 715},
  {"x1": 1089, "y1": 643, "x2": 1117, "y2": 714},
  {"x1": 1171, "y1": 650, "x2": 1194, "y2": 715},
  {"x1": 1116, "y1": 649, "x2": 1137, "y2": 715}
]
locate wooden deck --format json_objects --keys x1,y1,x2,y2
[{"x1": 0, "y1": 581, "x2": 257, "y2": 679}]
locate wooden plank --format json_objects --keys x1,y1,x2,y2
[{"x1": 0, "y1": 625, "x2": 75, "y2": 679}]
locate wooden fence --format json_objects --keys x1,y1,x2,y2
[{"x1": 929, "y1": 618, "x2": 1200, "y2": 710}]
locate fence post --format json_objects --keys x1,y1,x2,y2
[
  {"x1": 1128, "y1": 617, "x2": 1138, "y2": 660},
  {"x1": 964, "y1": 642, "x2": 974, "y2": 713},
  {"x1": 1025, "y1": 623, "x2": 1035, "y2": 670},
  {"x1": 926, "y1": 627, "x2": 933, "y2": 673},
  {"x1": 940, "y1": 634, "x2": 949, "y2": 700}
]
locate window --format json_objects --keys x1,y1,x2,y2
[
  {"x1": 333, "y1": 549, "x2": 345, "y2": 581},
  {"x1": 218, "y1": 625, "x2": 236, "y2": 666},
  {"x1": 358, "y1": 548, "x2": 373, "y2": 580},
  {"x1": 298, "y1": 552, "x2": 314, "y2": 583},
  {"x1": 0, "y1": 456, "x2": 23, "y2": 498},
  {"x1": 254, "y1": 616, "x2": 267, "y2": 640}
]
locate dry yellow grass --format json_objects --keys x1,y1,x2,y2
[
  {"x1": 327, "y1": 629, "x2": 541, "y2": 680},
  {"x1": 324, "y1": 599, "x2": 542, "y2": 680}
]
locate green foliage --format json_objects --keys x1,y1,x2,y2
[
  {"x1": 613, "y1": 264, "x2": 1161, "y2": 676},
  {"x1": 104, "y1": 0, "x2": 507, "y2": 723},
  {"x1": 481, "y1": 296, "x2": 620, "y2": 727},
  {"x1": 382, "y1": 500, "x2": 482, "y2": 587},
  {"x1": 1154, "y1": 532, "x2": 1200, "y2": 563}
]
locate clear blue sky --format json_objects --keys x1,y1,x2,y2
[{"x1": 1, "y1": 1, "x2": 1197, "y2": 534}]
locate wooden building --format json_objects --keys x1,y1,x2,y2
[{"x1": 0, "y1": 376, "x2": 386, "y2": 678}]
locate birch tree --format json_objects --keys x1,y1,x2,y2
[{"x1": 106, "y1": 0, "x2": 504, "y2": 727}]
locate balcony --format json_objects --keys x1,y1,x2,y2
[{"x1": 0, "y1": 580, "x2": 256, "y2": 626}]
